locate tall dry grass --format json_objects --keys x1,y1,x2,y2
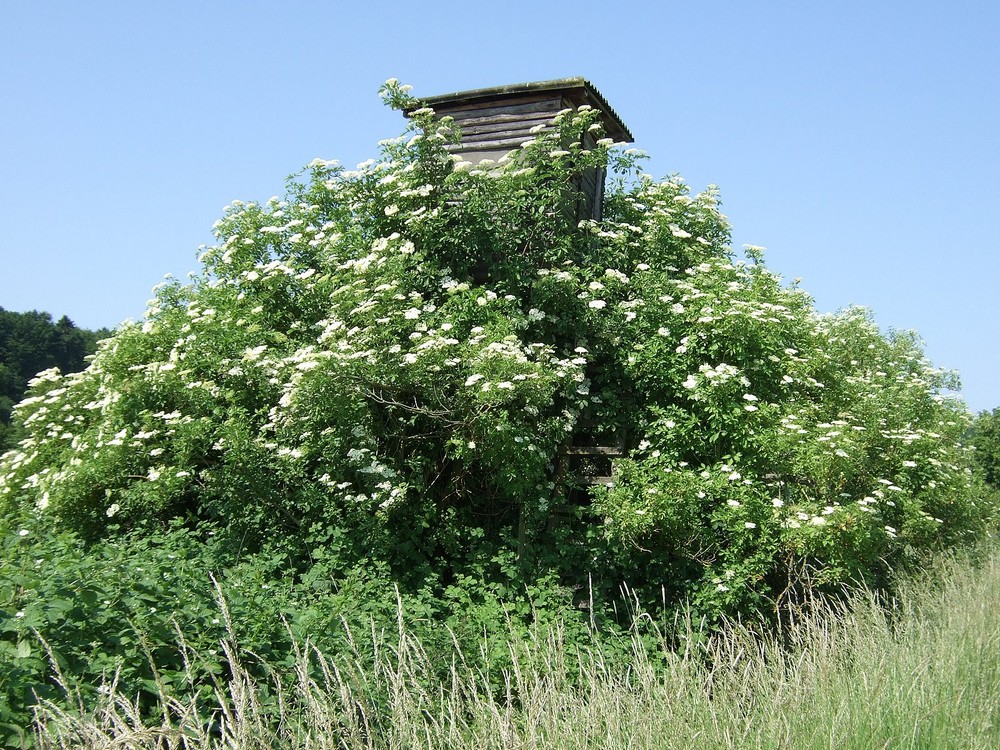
[{"x1": 32, "y1": 545, "x2": 1000, "y2": 750}]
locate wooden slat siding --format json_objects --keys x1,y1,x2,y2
[
  {"x1": 436, "y1": 99, "x2": 564, "y2": 159},
  {"x1": 456, "y1": 119, "x2": 552, "y2": 139},
  {"x1": 450, "y1": 110, "x2": 561, "y2": 148},
  {"x1": 559, "y1": 446, "x2": 624, "y2": 456},
  {"x1": 451, "y1": 124, "x2": 548, "y2": 143},
  {"x1": 444, "y1": 137, "x2": 533, "y2": 152},
  {"x1": 591, "y1": 166, "x2": 606, "y2": 221},
  {"x1": 436, "y1": 97, "x2": 564, "y2": 119},
  {"x1": 409, "y1": 78, "x2": 634, "y2": 144},
  {"x1": 459, "y1": 125, "x2": 540, "y2": 142},
  {"x1": 452, "y1": 111, "x2": 557, "y2": 128},
  {"x1": 580, "y1": 129, "x2": 605, "y2": 221},
  {"x1": 576, "y1": 476, "x2": 615, "y2": 486},
  {"x1": 441, "y1": 97, "x2": 558, "y2": 112},
  {"x1": 408, "y1": 79, "x2": 633, "y2": 223},
  {"x1": 446, "y1": 114, "x2": 559, "y2": 154},
  {"x1": 582, "y1": 172, "x2": 601, "y2": 221}
]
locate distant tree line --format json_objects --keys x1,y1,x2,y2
[
  {"x1": 972, "y1": 407, "x2": 1000, "y2": 492},
  {"x1": 0, "y1": 307, "x2": 110, "y2": 451}
]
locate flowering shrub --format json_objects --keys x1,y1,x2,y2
[{"x1": 0, "y1": 80, "x2": 993, "y2": 629}]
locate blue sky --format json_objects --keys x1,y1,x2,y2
[{"x1": 2, "y1": 1, "x2": 997, "y2": 412}]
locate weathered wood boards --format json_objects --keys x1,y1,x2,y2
[{"x1": 406, "y1": 78, "x2": 633, "y2": 221}]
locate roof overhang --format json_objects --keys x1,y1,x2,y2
[{"x1": 408, "y1": 77, "x2": 633, "y2": 143}]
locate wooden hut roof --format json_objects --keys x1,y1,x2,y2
[{"x1": 410, "y1": 77, "x2": 633, "y2": 143}]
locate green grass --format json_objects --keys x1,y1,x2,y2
[{"x1": 32, "y1": 544, "x2": 1000, "y2": 749}]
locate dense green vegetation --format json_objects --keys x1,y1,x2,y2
[
  {"x1": 26, "y1": 541, "x2": 1000, "y2": 749},
  {"x1": 0, "y1": 309, "x2": 110, "y2": 452},
  {"x1": 971, "y1": 407, "x2": 1000, "y2": 489},
  {"x1": 1, "y1": 81, "x2": 997, "y2": 744}
]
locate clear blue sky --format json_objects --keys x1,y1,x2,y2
[{"x1": 2, "y1": 1, "x2": 997, "y2": 412}]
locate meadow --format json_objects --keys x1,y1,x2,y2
[{"x1": 32, "y1": 541, "x2": 999, "y2": 750}]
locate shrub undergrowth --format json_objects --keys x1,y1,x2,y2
[{"x1": 26, "y1": 540, "x2": 1000, "y2": 750}]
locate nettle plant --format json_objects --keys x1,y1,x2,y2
[{"x1": 0, "y1": 80, "x2": 989, "y2": 620}]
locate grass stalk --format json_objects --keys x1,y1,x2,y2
[{"x1": 31, "y1": 545, "x2": 1000, "y2": 749}]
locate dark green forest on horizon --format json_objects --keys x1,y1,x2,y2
[{"x1": 0, "y1": 308, "x2": 110, "y2": 452}]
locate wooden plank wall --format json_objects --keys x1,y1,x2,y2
[
  {"x1": 437, "y1": 95, "x2": 564, "y2": 154},
  {"x1": 433, "y1": 92, "x2": 607, "y2": 221}
]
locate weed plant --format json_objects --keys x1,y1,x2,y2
[{"x1": 31, "y1": 542, "x2": 1000, "y2": 750}]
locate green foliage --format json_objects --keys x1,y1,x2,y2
[
  {"x1": 971, "y1": 407, "x2": 1000, "y2": 489},
  {"x1": 0, "y1": 521, "x2": 229, "y2": 746},
  {"x1": 0, "y1": 79, "x2": 996, "y2": 738},
  {"x1": 26, "y1": 541, "x2": 1000, "y2": 750},
  {"x1": 0, "y1": 513, "x2": 603, "y2": 744},
  {"x1": 0, "y1": 308, "x2": 109, "y2": 452}
]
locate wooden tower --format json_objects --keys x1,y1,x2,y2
[
  {"x1": 408, "y1": 78, "x2": 633, "y2": 221},
  {"x1": 408, "y1": 79, "x2": 636, "y2": 491}
]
